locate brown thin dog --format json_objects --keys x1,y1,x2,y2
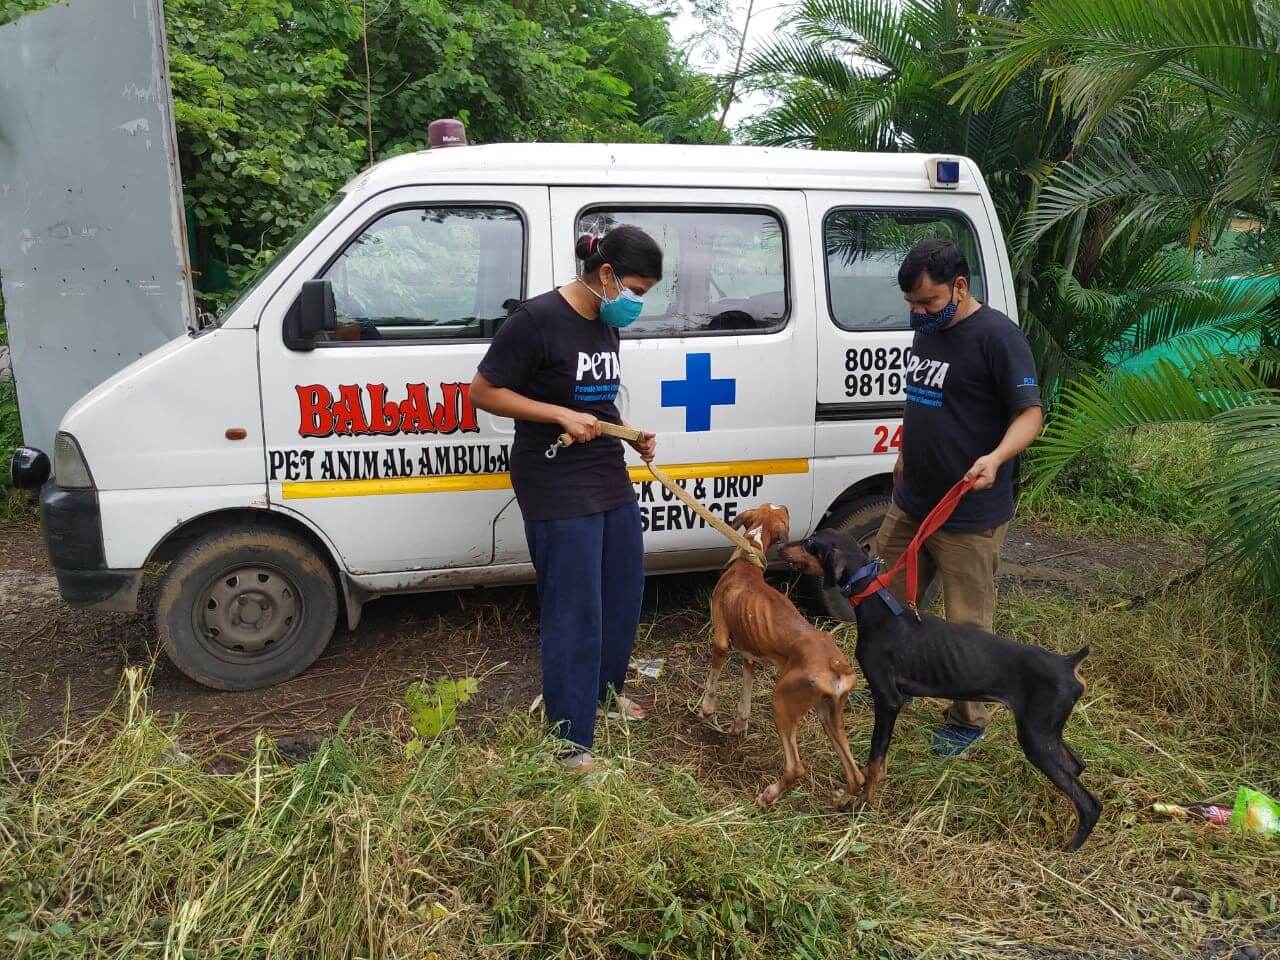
[{"x1": 699, "y1": 504, "x2": 864, "y2": 807}]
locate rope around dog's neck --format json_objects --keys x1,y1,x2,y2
[{"x1": 546, "y1": 422, "x2": 767, "y2": 568}]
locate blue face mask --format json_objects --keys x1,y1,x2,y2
[
  {"x1": 586, "y1": 272, "x2": 645, "y2": 329},
  {"x1": 910, "y1": 282, "x2": 957, "y2": 333}
]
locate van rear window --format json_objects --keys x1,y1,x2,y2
[
  {"x1": 577, "y1": 208, "x2": 788, "y2": 338},
  {"x1": 321, "y1": 205, "x2": 524, "y2": 342},
  {"x1": 823, "y1": 209, "x2": 986, "y2": 331}
]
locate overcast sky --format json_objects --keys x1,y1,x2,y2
[{"x1": 659, "y1": 1, "x2": 799, "y2": 130}]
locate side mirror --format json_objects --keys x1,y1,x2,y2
[
  {"x1": 9, "y1": 446, "x2": 51, "y2": 491},
  {"x1": 283, "y1": 279, "x2": 337, "y2": 351},
  {"x1": 300, "y1": 279, "x2": 336, "y2": 336}
]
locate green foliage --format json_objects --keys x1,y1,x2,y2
[
  {"x1": 1203, "y1": 401, "x2": 1280, "y2": 599},
  {"x1": 166, "y1": 0, "x2": 719, "y2": 310},
  {"x1": 1029, "y1": 349, "x2": 1280, "y2": 597},
  {"x1": 954, "y1": 0, "x2": 1280, "y2": 261},
  {"x1": 403, "y1": 675, "x2": 478, "y2": 756},
  {"x1": 166, "y1": 0, "x2": 367, "y2": 303},
  {"x1": 0, "y1": 378, "x2": 18, "y2": 485},
  {"x1": 0, "y1": 0, "x2": 56, "y2": 26},
  {"x1": 1023, "y1": 423, "x2": 1212, "y2": 538},
  {"x1": 737, "y1": 0, "x2": 1065, "y2": 228}
]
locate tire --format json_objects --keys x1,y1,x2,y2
[
  {"x1": 811, "y1": 495, "x2": 941, "y2": 622},
  {"x1": 155, "y1": 527, "x2": 338, "y2": 691}
]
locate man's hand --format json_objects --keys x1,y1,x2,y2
[
  {"x1": 627, "y1": 430, "x2": 657, "y2": 463},
  {"x1": 558, "y1": 409, "x2": 602, "y2": 444},
  {"x1": 965, "y1": 453, "x2": 1001, "y2": 491},
  {"x1": 893, "y1": 452, "x2": 903, "y2": 488}
]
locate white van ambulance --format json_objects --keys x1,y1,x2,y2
[{"x1": 11, "y1": 141, "x2": 1014, "y2": 690}]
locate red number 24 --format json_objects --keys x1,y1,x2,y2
[{"x1": 872, "y1": 424, "x2": 903, "y2": 454}]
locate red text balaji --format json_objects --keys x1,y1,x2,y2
[{"x1": 296, "y1": 382, "x2": 480, "y2": 438}]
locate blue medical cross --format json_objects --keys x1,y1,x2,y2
[{"x1": 661, "y1": 352, "x2": 736, "y2": 432}]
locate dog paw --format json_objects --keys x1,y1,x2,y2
[
  {"x1": 836, "y1": 791, "x2": 865, "y2": 813},
  {"x1": 730, "y1": 717, "x2": 749, "y2": 734},
  {"x1": 757, "y1": 783, "x2": 781, "y2": 807},
  {"x1": 698, "y1": 700, "x2": 717, "y2": 720}
]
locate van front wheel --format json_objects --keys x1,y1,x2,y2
[
  {"x1": 812, "y1": 495, "x2": 941, "y2": 621},
  {"x1": 156, "y1": 528, "x2": 338, "y2": 690}
]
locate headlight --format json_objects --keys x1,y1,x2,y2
[{"x1": 54, "y1": 432, "x2": 95, "y2": 489}]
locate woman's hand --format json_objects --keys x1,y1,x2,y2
[
  {"x1": 558, "y1": 409, "x2": 602, "y2": 445},
  {"x1": 628, "y1": 431, "x2": 657, "y2": 463}
]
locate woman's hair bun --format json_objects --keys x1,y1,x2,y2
[
  {"x1": 575, "y1": 233, "x2": 601, "y2": 263},
  {"x1": 574, "y1": 225, "x2": 662, "y2": 280}
]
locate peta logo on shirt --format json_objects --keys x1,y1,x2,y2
[
  {"x1": 905, "y1": 355, "x2": 951, "y2": 388},
  {"x1": 573, "y1": 350, "x2": 621, "y2": 403},
  {"x1": 904, "y1": 354, "x2": 950, "y2": 409}
]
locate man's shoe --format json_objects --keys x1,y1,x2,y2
[{"x1": 931, "y1": 723, "x2": 985, "y2": 757}]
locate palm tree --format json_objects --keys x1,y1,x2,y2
[
  {"x1": 742, "y1": 0, "x2": 1280, "y2": 596},
  {"x1": 953, "y1": 0, "x2": 1280, "y2": 597},
  {"x1": 734, "y1": 0, "x2": 1064, "y2": 227}
]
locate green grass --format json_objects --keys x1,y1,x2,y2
[
  {"x1": 1022, "y1": 422, "x2": 1215, "y2": 542},
  {"x1": 2, "y1": 406, "x2": 1276, "y2": 957},
  {"x1": 4, "y1": 572, "x2": 1280, "y2": 959},
  {"x1": 1, "y1": 486, "x2": 38, "y2": 525}
]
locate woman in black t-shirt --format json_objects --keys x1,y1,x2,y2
[{"x1": 471, "y1": 226, "x2": 663, "y2": 772}]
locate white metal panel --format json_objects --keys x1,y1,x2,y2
[
  {"x1": 808, "y1": 187, "x2": 1008, "y2": 411},
  {"x1": 98, "y1": 484, "x2": 270, "y2": 568},
  {"x1": 257, "y1": 184, "x2": 552, "y2": 575},
  {"x1": 491, "y1": 186, "x2": 817, "y2": 564},
  {"x1": 0, "y1": 0, "x2": 193, "y2": 456},
  {"x1": 345, "y1": 143, "x2": 986, "y2": 199},
  {"x1": 59, "y1": 327, "x2": 264, "y2": 490}
]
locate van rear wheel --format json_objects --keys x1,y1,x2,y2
[
  {"x1": 812, "y1": 495, "x2": 941, "y2": 621},
  {"x1": 156, "y1": 528, "x2": 338, "y2": 690}
]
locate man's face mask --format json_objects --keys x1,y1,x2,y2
[{"x1": 910, "y1": 281, "x2": 958, "y2": 333}]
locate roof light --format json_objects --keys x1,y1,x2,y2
[
  {"x1": 927, "y1": 157, "x2": 961, "y2": 189},
  {"x1": 429, "y1": 118, "x2": 467, "y2": 149}
]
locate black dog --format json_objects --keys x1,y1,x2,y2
[{"x1": 780, "y1": 529, "x2": 1101, "y2": 851}]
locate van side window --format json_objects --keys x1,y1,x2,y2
[
  {"x1": 824, "y1": 209, "x2": 986, "y2": 332},
  {"x1": 320, "y1": 205, "x2": 524, "y2": 343},
  {"x1": 577, "y1": 208, "x2": 788, "y2": 337}
]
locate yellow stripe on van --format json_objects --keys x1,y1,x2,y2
[{"x1": 280, "y1": 457, "x2": 809, "y2": 501}]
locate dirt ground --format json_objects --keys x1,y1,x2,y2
[{"x1": 0, "y1": 518, "x2": 1188, "y2": 757}]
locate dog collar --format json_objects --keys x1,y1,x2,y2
[{"x1": 840, "y1": 560, "x2": 905, "y2": 617}]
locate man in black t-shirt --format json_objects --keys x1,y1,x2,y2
[{"x1": 872, "y1": 238, "x2": 1043, "y2": 757}]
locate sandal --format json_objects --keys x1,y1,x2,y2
[
  {"x1": 599, "y1": 696, "x2": 648, "y2": 721},
  {"x1": 559, "y1": 750, "x2": 597, "y2": 772}
]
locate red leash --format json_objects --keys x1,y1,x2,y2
[{"x1": 848, "y1": 476, "x2": 978, "y2": 618}]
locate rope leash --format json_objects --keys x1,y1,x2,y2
[
  {"x1": 546, "y1": 422, "x2": 767, "y2": 568},
  {"x1": 846, "y1": 475, "x2": 978, "y2": 620}
]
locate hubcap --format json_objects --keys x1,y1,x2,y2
[{"x1": 196, "y1": 565, "x2": 301, "y2": 657}]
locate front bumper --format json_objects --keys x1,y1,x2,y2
[{"x1": 40, "y1": 485, "x2": 143, "y2": 612}]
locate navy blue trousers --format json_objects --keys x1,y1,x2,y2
[{"x1": 524, "y1": 501, "x2": 645, "y2": 751}]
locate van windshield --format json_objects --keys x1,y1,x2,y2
[{"x1": 212, "y1": 191, "x2": 347, "y2": 327}]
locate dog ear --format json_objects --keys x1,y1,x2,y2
[
  {"x1": 822, "y1": 543, "x2": 849, "y2": 590},
  {"x1": 731, "y1": 508, "x2": 757, "y2": 531}
]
